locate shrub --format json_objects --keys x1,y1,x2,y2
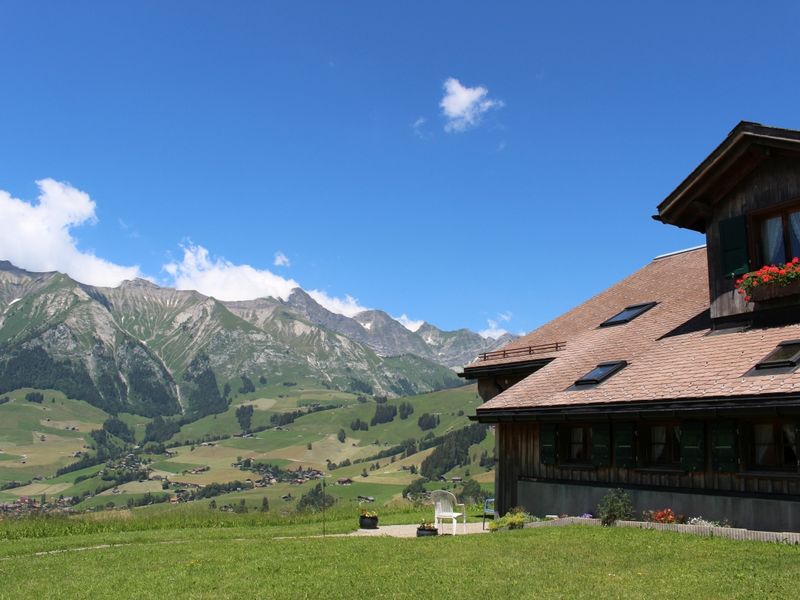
[
  {"x1": 643, "y1": 508, "x2": 682, "y2": 524},
  {"x1": 25, "y1": 392, "x2": 44, "y2": 404},
  {"x1": 403, "y1": 478, "x2": 426, "y2": 498},
  {"x1": 458, "y1": 479, "x2": 486, "y2": 504},
  {"x1": 597, "y1": 488, "x2": 634, "y2": 526},
  {"x1": 297, "y1": 483, "x2": 335, "y2": 512},
  {"x1": 489, "y1": 508, "x2": 532, "y2": 531}
]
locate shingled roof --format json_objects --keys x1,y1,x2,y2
[{"x1": 472, "y1": 246, "x2": 800, "y2": 417}]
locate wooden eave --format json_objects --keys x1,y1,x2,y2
[
  {"x1": 470, "y1": 392, "x2": 800, "y2": 422},
  {"x1": 656, "y1": 121, "x2": 800, "y2": 232},
  {"x1": 458, "y1": 358, "x2": 553, "y2": 380}
]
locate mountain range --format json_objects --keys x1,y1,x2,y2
[{"x1": 0, "y1": 261, "x2": 513, "y2": 419}]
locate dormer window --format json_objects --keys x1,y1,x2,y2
[
  {"x1": 599, "y1": 302, "x2": 656, "y2": 327},
  {"x1": 752, "y1": 203, "x2": 800, "y2": 267},
  {"x1": 574, "y1": 361, "x2": 627, "y2": 386}
]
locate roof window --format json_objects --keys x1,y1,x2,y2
[
  {"x1": 574, "y1": 361, "x2": 627, "y2": 386},
  {"x1": 599, "y1": 302, "x2": 657, "y2": 327},
  {"x1": 755, "y1": 340, "x2": 800, "y2": 370}
]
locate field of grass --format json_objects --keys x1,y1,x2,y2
[
  {"x1": 0, "y1": 389, "x2": 109, "y2": 484},
  {"x1": 0, "y1": 513, "x2": 797, "y2": 599}
]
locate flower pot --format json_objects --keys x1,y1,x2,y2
[
  {"x1": 416, "y1": 527, "x2": 438, "y2": 537},
  {"x1": 750, "y1": 279, "x2": 800, "y2": 302},
  {"x1": 359, "y1": 515, "x2": 378, "y2": 529}
]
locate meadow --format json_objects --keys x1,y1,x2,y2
[{"x1": 0, "y1": 508, "x2": 797, "y2": 599}]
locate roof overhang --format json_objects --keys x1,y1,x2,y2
[
  {"x1": 458, "y1": 358, "x2": 553, "y2": 380},
  {"x1": 656, "y1": 121, "x2": 800, "y2": 233},
  {"x1": 470, "y1": 392, "x2": 800, "y2": 422}
]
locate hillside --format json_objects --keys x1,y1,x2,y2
[
  {"x1": 0, "y1": 262, "x2": 470, "y2": 419},
  {"x1": 0, "y1": 382, "x2": 493, "y2": 512}
]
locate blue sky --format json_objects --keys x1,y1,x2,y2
[{"x1": 1, "y1": 2, "x2": 799, "y2": 336}]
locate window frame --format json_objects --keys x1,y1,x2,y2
[
  {"x1": 599, "y1": 302, "x2": 657, "y2": 328},
  {"x1": 574, "y1": 360, "x2": 627, "y2": 386},
  {"x1": 640, "y1": 422, "x2": 682, "y2": 468},
  {"x1": 746, "y1": 420, "x2": 799, "y2": 472},
  {"x1": 747, "y1": 199, "x2": 800, "y2": 268},
  {"x1": 561, "y1": 423, "x2": 592, "y2": 465},
  {"x1": 754, "y1": 340, "x2": 800, "y2": 370}
]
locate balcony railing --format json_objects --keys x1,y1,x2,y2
[{"x1": 478, "y1": 341, "x2": 566, "y2": 362}]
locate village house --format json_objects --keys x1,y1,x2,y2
[{"x1": 464, "y1": 122, "x2": 800, "y2": 532}]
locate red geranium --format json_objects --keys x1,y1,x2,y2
[{"x1": 735, "y1": 258, "x2": 800, "y2": 301}]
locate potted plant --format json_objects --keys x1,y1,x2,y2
[
  {"x1": 735, "y1": 258, "x2": 800, "y2": 303},
  {"x1": 359, "y1": 509, "x2": 378, "y2": 529},
  {"x1": 416, "y1": 521, "x2": 438, "y2": 537}
]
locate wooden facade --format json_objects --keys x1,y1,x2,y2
[
  {"x1": 493, "y1": 413, "x2": 800, "y2": 516},
  {"x1": 707, "y1": 154, "x2": 800, "y2": 321}
]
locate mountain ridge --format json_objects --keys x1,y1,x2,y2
[{"x1": 0, "y1": 261, "x2": 512, "y2": 419}]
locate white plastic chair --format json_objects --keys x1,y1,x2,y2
[{"x1": 431, "y1": 490, "x2": 466, "y2": 535}]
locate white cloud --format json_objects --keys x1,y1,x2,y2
[
  {"x1": 440, "y1": 77, "x2": 503, "y2": 132},
  {"x1": 307, "y1": 290, "x2": 370, "y2": 318},
  {"x1": 273, "y1": 251, "x2": 291, "y2": 267},
  {"x1": 479, "y1": 311, "x2": 513, "y2": 338},
  {"x1": 394, "y1": 313, "x2": 424, "y2": 332},
  {"x1": 411, "y1": 116, "x2": 428, "y2": 139},
  {"x1": 164, "y1": 243, "x2": 300, "y2": 302},
  {"x1": 164, "y1": 245, "x2": 372, "y2": 316},
  {"x1": 0, "y1": 179, "x2": 143, "y2": 286},
  {"x1": 479, "y1": 319, "x2": 509, "y2": 339},
  {"x1": 0, "y1": 179, "x2": 413, "y2": 322}
]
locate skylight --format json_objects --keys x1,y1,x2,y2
[
  {"x1": 600, "y1": 302, "x2": 657, "y2": 327},
  {"x1": 574, "y1": 361, "x2": 627, "y2": 386},
  {"x1": 755, "y1": 340, "x2": 800, "y2": 370}
]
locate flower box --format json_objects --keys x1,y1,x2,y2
[
  {"x1": 416, "y1": 527, "x2": 438, "y2": 537},
  {"x1": 735, "y1": 259, "x2": 800, "y2": 304},
  {"x1": 750, "y1": 278, "x2": 800, "y2": 303},
  {"x1": 359, "y1": 515, "x2": 378, "y2": 529}
]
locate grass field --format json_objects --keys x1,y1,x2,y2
[
  {"x1": 0, "y1": 389, "x2": 108, "y2": 485},
  {"x1": 0, "y1": 513, "x2": 797, "y2": 599}
]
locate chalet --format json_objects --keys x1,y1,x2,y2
[{"x1": 464, "y1": 122, "x2": 800, "y2": 532}]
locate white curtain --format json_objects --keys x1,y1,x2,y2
[
  {"x1": 761, "y1": 216, "x2": 785, "y2": 264},
  {"x1": 788, "y1": 211, "x2": 800, "y2": 260},
  {"x1": 754, "y1": 423, "x2": 773, "y2": 465}
]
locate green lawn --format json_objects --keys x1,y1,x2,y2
[{"x1": 0, "y1": 520, "x2": 796, "y2": 599}]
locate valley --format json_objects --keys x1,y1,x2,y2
[{"x1": 0, "y1": 382, "x2": 494, "y2": 514}]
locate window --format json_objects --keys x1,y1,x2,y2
[
  {"x1": 558, "y1": 424, "x2": 591, "y2": 463},
  {"x1": 642, "y1": 424, "x2": 681, "y2": 467},
  {"x1": 753, "y1": 203, "x2": 800, "y2": 266},
  {"x1": 574, "y1": 361, "x2": 627, "y2": 386},
  {"x1": 568, "y1": 425, "x2": 590, "y2": 461},
  {"x1": 755, "y1": 340, "x2": 800, "y2": 370},
  {"x1": 600, "y1": 302, "x2": 657, "y2": 327},
  {"x1": 749, "y1": 422, "x2": 798, "y2": 470}
]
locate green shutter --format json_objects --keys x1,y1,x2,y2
[
  {"x1": 540, "y1": 423, "x2": 557, "y2": 465},
  {"x1": 613, "y1": 423, "x2": 636, "y2": 468},
  {"x1": 711, "y1": 422, "x2": 738, "y2": 473},
  {"x1": 719, "y1": 216, "x2": 749, "y2": 278},
  {"x1": 681, "y1": 421, "x2": 705, "y2": 472},
  {"x1": 591, "y1": 424, "x2": 611, "y2": 467}
]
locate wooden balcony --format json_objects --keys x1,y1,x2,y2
[{"x1": 478, "y1": 342, "x2": 566, "y2": 362}]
